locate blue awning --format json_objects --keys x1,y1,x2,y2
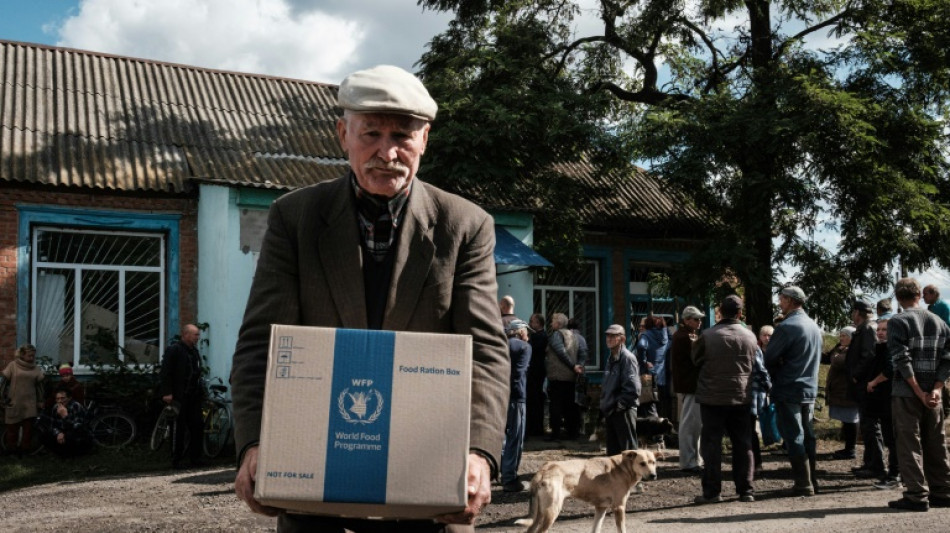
[{"x1": 494, "y1": 227, "x2": 553, "y2": 267}]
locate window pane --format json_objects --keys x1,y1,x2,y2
[
  {"x1": 571, "y1": 292, "x2": 598, "y2": 366},
  {"x1": 123, "y1": 271, "x2": 162, "y2": 364},
  {"x1": 544, "y1": 290, "x2": 570, "y2": 320},
  {"x1": 37, "y1": 229, "x2": 161, "y2": 267},
  {"x1": 80, "y1": 270, "x2": 120, "y2": 365},
  {"x1": 35, "y1": 268, "x2": 76, "y2": 367},
  {"x1": 535, "y1": 261, "x2": 596, "y2": 288}
]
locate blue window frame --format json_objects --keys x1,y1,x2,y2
[{"x1": 17, "y1": 205, "x2": 181, "y2": 369}]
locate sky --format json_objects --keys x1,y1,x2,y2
[
  {"x1": 2, "y1": 0, "x2": 946, "y2": 299},
  {"x1": 0, "y1": 0, "x2": 454, "y2": 84}
]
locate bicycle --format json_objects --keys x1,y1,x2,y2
[
  {"x1": 86, "y1": 400, "x2": 137, "y2": 448},
  {"x1": 150, "y1": 402, "x2": 179, "y2": 451},
  {"x1": 150, "y1": 379, "x2": 233, "y2": 458},
  {"x1": 202, "y1": 381, "x2": 233, "y2": 458}
]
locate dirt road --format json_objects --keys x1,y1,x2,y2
[{"x1": 3, "y1": 439, "x2": 950, "y2": 532}]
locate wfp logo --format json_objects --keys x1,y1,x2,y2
[{"x1": 337, "y1": 380, "x2": 384, "y2": 424}]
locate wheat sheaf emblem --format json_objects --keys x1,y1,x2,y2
[{"x1": 338, "y1": 387, "x2": 384, "y2": 424}]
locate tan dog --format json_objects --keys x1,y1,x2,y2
[{"x1": 515, "y1": 449, "x2": 658, "y2": 533}]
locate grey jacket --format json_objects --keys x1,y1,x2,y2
[
  {"x1": 764, "y1": 308, "x2": 823, "y2": 403},
  {"x1": 600, "y1": 346, "x2": 640, "y2": 414},
  {"x1": 692, "y1": 319, "x2": 758, "y2": 406}
]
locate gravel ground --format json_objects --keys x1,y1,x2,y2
[{"x1": 3, "y1": 437, "x2": 950, "y2": 532}]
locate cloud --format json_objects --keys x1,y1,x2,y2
[{"x1": 54, "y1": 0, "x2": 367, "y2": 83}]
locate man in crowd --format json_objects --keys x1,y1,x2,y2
[
  {"x1": 764, "y1": 286, "x2": 823, "y2": 496},
  {"x1": 499, "y1": 296, "x2": 519, "y2": 329},
  {"x1": 501, "y1": 319, "x2": 532, "y2": 493},
  {"x1": 43, "y1": 388, "x2": 92, "y2": 456},
  {"x1": 160, "y1": 323, "x2": 204, "y2": 469},
  {"x1": 845, "y1": 299, "x2": 882, "y2": 478},
  {"x1": 600, "y1": 324, "x2": 640, "y2": 455},
  {"x1": 230, "y1": 65, "x2": 510, "y2": 532},
  {"x1": 671, "y1": 305, "x2": 705, "y2": 473},
  {"x1": 923, "y1": 285, "x2": 950, "y2": 325},
  {"x1": 545, "y1": 313, "x2": 583, "y2": 441},
  {"x1": 885, "y1": 277, "x2": 950, "y2": 511},
  {"x1": 692, "y1": 295, "x2": 762, "y2": 504},
  {"x1": 525, "y1": 313, "x2": 548, "y2": 438},
  {"x1": 868, "y1": 316, "x2": 900, "y2": 490}
]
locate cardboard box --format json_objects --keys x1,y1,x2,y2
[{"x1": 255, "y1": 325, "x2": 473, "y2": 519}]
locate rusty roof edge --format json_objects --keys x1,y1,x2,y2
[{"x1": 0, "y1": 39, "x2": 340, "y2": 89}]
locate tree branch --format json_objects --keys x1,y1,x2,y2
[
  {"x1": 590, "y1": 81, "x2": 692, "y2": 106},
  {"x1": 775, "y1": 10, "x2": 851, "y2": 59}
]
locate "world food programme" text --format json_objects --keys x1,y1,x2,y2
[{"x1": 334, "y1": 431, "x2": 382, "y2": 451}]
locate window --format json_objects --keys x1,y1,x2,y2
[
  {"x1": 629, "y1": 264, "x2": 680, "y2": 330},
  {"x1": 31, "y1": 227, "x2": 165, "y2": 368},
  {"x1": 534, "y1": 261, "x2": 600, "y2": 368}
]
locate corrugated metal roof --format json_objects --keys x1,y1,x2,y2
[
  {"x1": 0, "y1": 40, "x2": 709, "y2": 237},
  {"x1": 456, "y1": 157, "x2": 710, "y2": 237},
  {"x1": 0, "y1": 40, "x2": 347, "y2": 192}
]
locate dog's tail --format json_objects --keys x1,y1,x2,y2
[{"x1": 513, "y1": 481, "x2": 538, "y2": 529}]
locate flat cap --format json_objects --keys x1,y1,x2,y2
[
  {"x1": 605, "y1": 324, "x2": 626, "y2": 335},
  {"x1": 506, "y1": 319, "x2": 532, "y2": 334},
  {"x1": 682, "y1": 306, "x2": 706, "y2": 320},
  {"x1": 780, "y1": 286, "x2": 807, "y2": 302},
  {"x1": 338, "y1": 65, "x2": 437, "y2": 121}
]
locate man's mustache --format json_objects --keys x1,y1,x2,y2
[{"x1": 364, "y1": 159, "x2": 409, "y2": 176}]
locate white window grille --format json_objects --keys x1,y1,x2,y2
[
  {"x1": 533, "y1": 260, "x2": 600, "y2": 368},
  {"x1": 31, "y1": 227, "x2": 165, "y2": 370}
]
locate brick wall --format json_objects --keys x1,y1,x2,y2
[{"x1": 0, "y1": 185, "x2": 198, "y2": 367}]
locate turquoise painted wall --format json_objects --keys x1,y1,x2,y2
[
  {"x1": 196, "y1": 184, "x2": 260, "y2": 386},
  {"x1": 493, "y1": 212, "x2": 537, "y2": 322}
]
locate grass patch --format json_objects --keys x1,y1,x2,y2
[{"x1": 0, "y1": 444, "x2": 234, "y2": 493}]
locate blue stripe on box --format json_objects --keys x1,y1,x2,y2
[{"x1": 323, "y1": 329, "x2": 395, "y2": 503}]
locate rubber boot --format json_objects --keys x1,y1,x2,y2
[
  {"x1": 790, "y1": 455, "x2": 815, "y2": 496},
  {"x1": 809, "y1": 454, "x2": 820, "y2": 495}
]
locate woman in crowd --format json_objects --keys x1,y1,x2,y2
[
  {"x1": 637, "y1": 315, "x2": 671, "y2": 418},
  {"x1": 1, "y1": 344, "x2": 46, "y2": 455},
  {"x1": 823, "y1": 327, "x2": 860, "y2": 460}
]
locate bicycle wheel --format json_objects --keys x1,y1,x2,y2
[
  {"x1": 90, "y1": 412, "x2": 137, "y2": 449},
  {"x1": 150, "y1": 409, "x2": 174, "y2": 451},
  {"x1": 203, "y1": 405, "x2": 231, "y2": 458}
]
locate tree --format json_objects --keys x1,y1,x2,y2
[{"x1": 417, "y1": 0, "x2": 950, "y2": 330}]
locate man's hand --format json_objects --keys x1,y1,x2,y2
[
  {"x1": 438, "y1": 453, "x2": 491, "y2": 525},
  {"x1": 162, "y1": 394, "x2": 173, "y2": 404},
  {"x1": 57, "y1": 432, "x2": 65, "y2": 444},
  {"x1": 573, "y1": 365, "x2": 584, "y2": 375},
  {"x1": 234, "y1": 446, "x2": 280, "y2": 517}
]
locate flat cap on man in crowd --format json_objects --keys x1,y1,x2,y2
[
  {"x1": 852, "y1": 299, "x2": 874, "y2": 314},
  {"x1": 337, "y1": 65, "x2": 438, "y2": 121},
  {"x1": 781, "y1": 286, "x2": 807, "y2": 302},
  {"x1": 682, "y1": 306, "x2": 706, "y2": 320},
  {"x1": 506, "y1": 319, "x2": 532, "y2": 335},
  {"x1": 605, "y1": 324, "x2": 626, "y2": 335},
  {"x1": 721, "y1": 295, "x2": 743, "y2": 315}
]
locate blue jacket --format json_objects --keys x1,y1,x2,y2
[
  {"x1": 507, "y1": 337, "x2": 531, "y2": 402},
  {"x1": 637, "y1": 328, "x2": 670, "y2": 386},
  {"x1": 763, "y1": 308, "x2": 822, "y2": 403}
]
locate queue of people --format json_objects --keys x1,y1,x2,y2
[{"x1": 496, "y1": 276, "x2": 950, "y2": 515}]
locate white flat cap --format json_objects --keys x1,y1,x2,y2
[{"x1": 338, "y1": 65, "x2": 438, "y2": 121}]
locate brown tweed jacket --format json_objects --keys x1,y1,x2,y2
[{"x1": 230, "y1": 174, "x2": 510, "y2": 469}]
